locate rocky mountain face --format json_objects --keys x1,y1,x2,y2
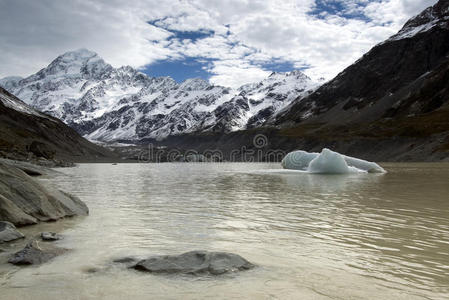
[
  {"x1": 0, "y1": 86, "x2": 115, "y2": 163},
  {"x1": 272, "y1": 0, "x2": 449, "y2": 127},
  {"x1": 0, "y1": 49, "x2": 317, "y2": 142}
]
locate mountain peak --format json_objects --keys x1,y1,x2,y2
[
  {"x1": 268, "y1": 70, "x2": 309, "y2": 80},
  {"x1": 37, "y1": 48, "x2": 109, "y2": 78},
  {"x1": 178, "y1": 77, "x2": 211, "y2": 91},
  {"x1": 389, "y1": 0, "x2": 449, "y2": 41},
  {"x1": 286, "y1": 70, "x2": 310, "y2": 80},
  {"x1": 59, "y1": 48, "x2": 99, "y2": 60}
]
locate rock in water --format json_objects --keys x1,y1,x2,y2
[
  {"x1": 131, "y1": 251, "x2": 254, "y2": 275},
  {"x1": 0, "y1": 161, "x2": 89, "y2": 226},
  {"x1": 0, "y1": 221, "x2": 24, "y2": 243},
  {"x1": 8, "y1": 240, "x2": 68, "y2": 265},
  {"x1": 41, "y1": 232, "x2": 62, "y2": 241}
]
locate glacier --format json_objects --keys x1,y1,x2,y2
[{"x1": 282, "y1": 148, "x2": 386, "y2": 174}]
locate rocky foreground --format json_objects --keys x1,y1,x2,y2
[
  {"x1": 0, "y1": 159, "x2": 88, "y2": 227},
  {"x1": 0, "y1": 160, "x2": 88, "y2": 266},
  {"x1": 0, "y1": 160, "x2": 254, "y2": 277}
]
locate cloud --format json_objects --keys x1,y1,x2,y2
[
  {"x1": 0, "y1": 0, "x2": 439, "y2": 88},
  {"x1": 364, "y1": 0, "x2": 436, "y2": 26},
  {"x1": 208, "y1": 60, "x2": 272, "y2": 88}
]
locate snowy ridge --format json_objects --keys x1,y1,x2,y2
[
  {"x1": 0, "y1": 49, "x2": 318, "y2": 142},
  {"x1": 238, "y1": 71, "x2": 319, "y2": 128},
  {"x1": 0, "y1": 87, "x2": 51, "y2": 119},
  {"x1": 388, "y1": 1, "x2": 449, "y2": 41}
]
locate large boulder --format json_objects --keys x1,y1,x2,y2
[
  {"x1": 0, "y1": 158, "x2": 59, "y2": 176},
  {"x1": 8, "y1": 240, "x2": 68, "y2": 265},
  {"x1": 131, "y1": 251, "x2": 255, "y2": 275},
  {"x1": 0, "y1": 161, "x2": 88, "y2": 226},
  {"x1": 0, "y1": 221, "x2": 24, "y2": 243}
]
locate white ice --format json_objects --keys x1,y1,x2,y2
[{"x1": 281, "y1": 148, "x2": 386, "y2": 174}]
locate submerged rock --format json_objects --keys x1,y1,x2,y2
[
  {"x1": 0, "y1": 221, "x2": 24, "y2": 243},
  {"x1": 0, "y1": 161, "x2": 88, "y2": 226},
  {"x1": 113, "y1": 257, "x2": 139, "y2": 264},
  {"x1": 282, "y1": 148, "x2": 386, "y2": 174},
  {"x1": 41, "y1": 232, "x2": 63, "y2": 241},
  {"x1": 130, "y1": 251, "x2": 254, "y2": 275},
  {"x1": 83, "y1": 267, "x2": 101, "y2": 274},
  {"x1": 112, "y1": 257, "x2": 140, "y2": 268},
  {"x1": 8, "y1": 240, "x2": 68, "y2": 265}
]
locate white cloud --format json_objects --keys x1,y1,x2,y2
[
  {"x1": 364, "y1": 0, "x2": 436, "y2": 26},
  {"x1": 208, "y1": 60, "x2": 271, "y2": 88},
  {"x1": 0, "y1": 0, "x2": 178, "y2": 77},
  {"x1": 0, "y1": 0, "x2": 439, "y2": 88}
]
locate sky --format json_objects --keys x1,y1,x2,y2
[{"x1": 0, "y1": 0, "x2": 438, "y2": 88}]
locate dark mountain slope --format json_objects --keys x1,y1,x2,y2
[
  {"x1": 272, "y1": 0, "x2": 449, "y2": 127},
  {"x1": 0, "y1": 87, "x2": 116, "y2": 163}
]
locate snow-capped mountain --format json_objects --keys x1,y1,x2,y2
[{"x1": 0, "y1": 49, "x2": 318, "y2": 142}]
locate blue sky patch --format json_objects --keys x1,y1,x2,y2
[
  {"x1": 148, "y1": 20, "x2": 214, "y2": 42},
  {"x1": 142, "y1": 57, "x2": 214, "y2": 82},
  {"x1": 308, "y1": 0, "x2": 375, "y2": 21},
  {"x1": 259, "y1": 61, "x2": 298, "y2": 73},
  {"x1": 168, "y1": 29, "x2": 214, "y2": 42}
]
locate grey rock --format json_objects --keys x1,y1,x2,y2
[
  {"x1": 84, "y1": 267, "x2": 100, "y2": 274},
  {"x1": 0, "y1": 161, "x2": 89, "y2": 226},
  {"x1": 131, "y1": 251, "x2": 254, "y2": 275},
  {"x1": 41, "y1": 232, "x2": 62, "y2": 241},
  {"x1": 113, "y1": 257, "x2": 139, "y2": 264},
  {"x1": 113, "y1": 257, "x2": 139, "y2": 268},
  {"x1": 8, "y1": 240, "x2": 68, "y2": 265},
  {"x1": 0, "y1": 158, "x2": 59, "y2": 177},
  {"x1": 0, "y1": 221, "x2": 24, "y2": 243}
]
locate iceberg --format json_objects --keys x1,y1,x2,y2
[{"x1": 281, "y1": 148, "x2": 386, "y2": 174}]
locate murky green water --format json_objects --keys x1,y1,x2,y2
[{"x1": 1, "y1": 163, "x2": 449, "y2": 299}]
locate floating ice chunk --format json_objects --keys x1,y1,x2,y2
[
  {"x1": 281, "y1": 148, "x2": 386, "y2": 174},
  {"x1": 342, "y1": 155, "x2": 386, "y2": 173},
  {"x1": 281, "y1": 150, "x2": 318, "y2": 170},
  {"x1": 308, "y1": 148, "x2": 357, "y2": 174}
]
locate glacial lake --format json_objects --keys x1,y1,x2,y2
[{"x1": 1, "y1": 163, "x2": 449, "y2": 299}]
